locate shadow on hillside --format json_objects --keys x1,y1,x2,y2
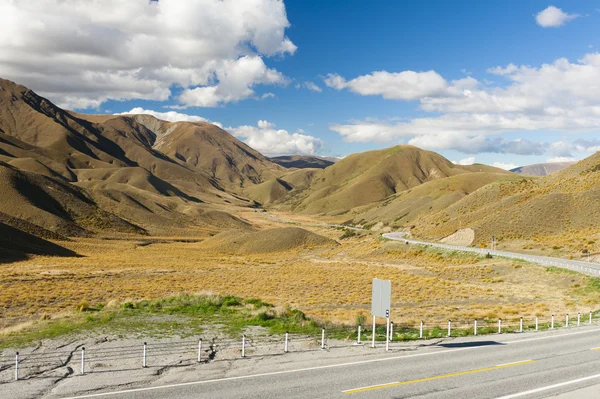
[{"x1": 0, "y1": 222, "x2": 81, "y2": 264}]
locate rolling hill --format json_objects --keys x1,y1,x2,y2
[
  {"x1": 410, "y1": 152, "x2": 600, "y2": 252},
  {"x1": 281, "y1": 145, "x2": 511, "y2": 215}
]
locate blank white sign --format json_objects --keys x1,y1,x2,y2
[{"x1": 371, "y1": 278, "x2": 391, "y2": 318}]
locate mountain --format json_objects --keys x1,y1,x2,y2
[
  {"x1": 411, "y1": 152, "x2": 600, "y2": 251},
  {"x1": 510, "y1": 162, "x2": 575, "y2": 176},
  {"x1": 124, "y1": 114, "x2": 284, "y2": 187},
  {"x1": 0, "y1": 78, "x2": 278, "y2": 238},
  {"x1": 282, "y1": 145, "x2": 511, "y2": 215},
  {"x1": 269, "y1": 155, "x2": 337, "y2": 169}
]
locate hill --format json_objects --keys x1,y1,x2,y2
[
  {"x1": 269, "y1": 155, "x2": 336, "y2": 169},
  {"x1": 351, "y1": 171, "x2": 521, "y2": 229},
  {"x1": 245, "y1": 169, "x2": 319, "y2": 205},
  {"x1": 125, "y1": 114, "x2": 284, "y2": 187},
  {"x1": 0, "y1": 78, "x2": 282, "y2": 237},
  {"x1": 199, "y1": 227, "x2": 337, "y2": 254},
  {"x1": 510, "y1": 162, "x2": 575, "y2": 176},
  {"x1": 284, "y1": 145, "x2": 511, "y2": 215},
  {"x1": 411, "y1": 152, "x2": 600, "y2": 253}
]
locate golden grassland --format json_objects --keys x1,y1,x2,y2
[{"x1": 2, "y1": 211, "x2": 599, "y2": 332}]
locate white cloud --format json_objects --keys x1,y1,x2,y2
[
  {"x1": 329, "y1": 53, "x2": 600, "y2": 155},
  {"x1": 262, "y1": 92, "x2": 276, "y2": 99},
  {"x1": 492, "y1": 162, "x2": 518, "y2": 171},
  {"x1": 547, "y1": 156, "x2": 576, "y2": 163},
  {"x1": 114, "y1": 107, "x2": 222, "y2": 127},
  {"x1": 535, "y1": 6, "x2": 579, "y2": 28},
  {"x1": 453, "y1": 157, "x2": 475, "y2": 165},
  {"x1": 227, "y1": 121, "x2": 323, "y2": 155},
  {"x1": 178, "y1": 56, "x2": 288, "y2": 107},
  {"x1": 303, "y1": 81, "x2": 322, "y2": 92},
  {"x1": 324, "y1": 70, "x2": 448, "y2": 100},
  {"x1": 0, "y1": 0, "x2": 295, "y2": 109}
]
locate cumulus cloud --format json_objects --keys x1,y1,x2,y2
[
  {"x1": 178, "y1": 56, "x2": 288, "y2": 107},
  {"x1": 227, "y1": 121, "x2": 323, "y2": 155},
  {"x1": 303, "y1": 81, "x2": 322, "y2": 92},
  {"x1": 328, "y1": 52, "x2": 600, "y2": 156},
  {"x1": 547, "y1": 157, "x2": 576, "y2": 163},
  {"x1": 492, "y1": 162, "x2": 518, "y2": 171},
  {"x1": 535, "y1": 6, "x2": 579, "y2": 28},
  {"x1": 0, "y1": 0, "x2": 295, "y2": 109},
  {"x1": 453, "y1": 157, "x2": 475, "y2": 165},
  {"x1": 324, "y1": 70, "x2": 448, "y2": 100},
  {"x1": 114, "y1": 107, "x2": 222, "y2": 127}
]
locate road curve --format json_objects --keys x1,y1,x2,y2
[{"x1": 382, "y1": 232, "x2": 600, "y2": 277}]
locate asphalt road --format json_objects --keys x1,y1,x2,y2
[
  {"x1": 382, "y1": 232, "x2": 600, "y2": 277},
  {"x1": 63, "y1": 327, "x2": 600, "y2": 399}
]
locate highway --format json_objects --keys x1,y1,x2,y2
[
  {"x1": 62, "y1": 327, "x2": 600, "y2": 399},
  {"x1": 382, "y1": 232, "x2": 600, "y2": 277}
]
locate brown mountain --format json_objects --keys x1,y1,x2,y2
[
  {"x1": 412, "y1": 152, "x2": 600, "y2": 252},
  {"x1": 0, "y1": 78, "x2": 277, "y2": 238},
  {"x1": 281, "y1": 145, "x2": 510, "y2": 215}
]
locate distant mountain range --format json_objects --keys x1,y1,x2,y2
[{"x1": 510, "y1": 162, "x2": 576, "y2": 176}]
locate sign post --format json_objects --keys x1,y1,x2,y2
[{"x1": 371, "y1": 278, "x2": 392, "y2": 349}]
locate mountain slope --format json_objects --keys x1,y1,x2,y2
[
  {"x1": 412, "y1": 152, "x2": 600, "y2": 252},
  {"x1": 0, "y1": 78, "x2": 271, "y2": 236},
  {"x1": 287, "y1": 145, "x2": 510, "y2": 215},
  {"x1": 123, "y1": 114, "x2": 284, "y2": 188}
]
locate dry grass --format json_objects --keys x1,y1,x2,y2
[{"x1": 2, "y1": 215, "x2": 598, "y2": 330}]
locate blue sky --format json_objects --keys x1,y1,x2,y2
[{"x1": 2, "y1": 1, "x2": 600, "y2": 169}]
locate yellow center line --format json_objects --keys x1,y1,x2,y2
[
  {"x1": 591, "y1": 347, "x2": 600, "y2": 351},
  {"x1": 342, "y1": 360, "x2": 535, "y2": 394}
]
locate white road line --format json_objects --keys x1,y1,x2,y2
[
  {"x1": 494, "y1": 373, "x2": 600, "y2": 399},
  {"x1": 62, "y1": 327, "x2": 600, "y2": 399}
]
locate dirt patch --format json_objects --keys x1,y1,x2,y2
[{"x1": 441, "y1": 228, "x2": 475, "y2": 246}]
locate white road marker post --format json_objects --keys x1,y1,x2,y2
[
  {"x1": 357, "y1": 326, "x2": 361, "y2": 345},
  {"x1": 566, "y1": 314, "x2": 569, "y2": 328},
  {"x1": 520, "y1": 317, "x2": 523, "y2": 333},
  {"x1": 321, "y1": 328, "x2": 325, "y2": 350},
  {"x1": 372, "y1": 316, "x2": 376, "y2": 348},
  {"x1": 284, "y1": 332, "x2": 289, "y2": 353},
  {"x1": 242, "y1": 335, "x2": 246, "y2": 358},
  {"x1": 535, "y1": 316, "x2": 539, "y2": 331},
  {"x1": 419, "y1": 321, "x2": 423, "y2": 339},
  {"x1": 591, "y1": 311, "x2": 593, "y2": 325},
  {"x1": 474, "y1": 319, "x2": 477, "y2": 336},
  {"x1": 551, "y1": 314, "x2": 555, "y2": 329},
  {"x1": 198, "y1": 339, "x2": 202, "y2": 362},
  {"x1": 498, "y1": 319, "x2": 502, "y2": 334},
  {"x1": 447, "y1": 320, "x2": 451, "y2": 337},
  {"x1": 578, "y1": 313, "x2": 581, "y2": 327},
  {"x1": 81, "y1": 347, "x2": 85, "y2": 375},
  {"x1": 385, "y1": 318, "x2": 390, "y2": 351},
  {"x1": 14, "y1": 352, "x2": 18, "y2": 381},
  {"x1": 143, "y1": 342, "x2": 147, "y2": 368}
]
